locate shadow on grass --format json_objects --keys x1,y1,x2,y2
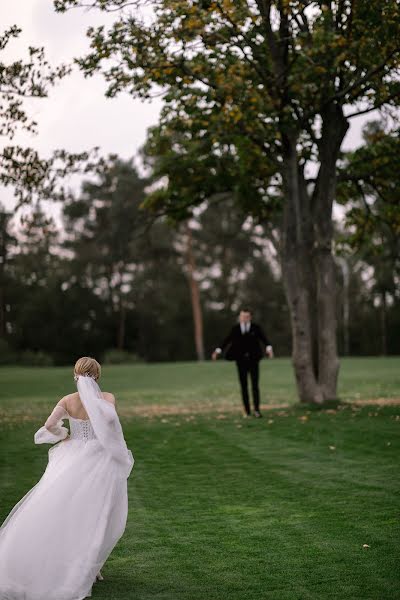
[{"x1": 293, "y1": 398, "x2": 345, "y2": 412}]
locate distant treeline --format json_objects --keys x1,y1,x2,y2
[{"x1": 0, "y1": 157, "x2": 398, "y2": 365}]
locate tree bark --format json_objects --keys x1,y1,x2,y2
[
  {"x1": 116, "y1": 299, "x2": 126, "y2": 351},
  {"x1": 380, "y1": 291, "x2": 387, "y2": 356},
  {"x1": 336, "y1": 257, "x2": 350, "y2": 356},
  {"x1": 116, "y1": 269, "x2": 126, "y2": 351},
  {"x1": 0, "y1": 285, "x2": 5, "y2": 339},
  {"x1": 280, "y1": 107, "x2": 348, "y2": 404},
  {"x1": 312, "y1": 105, "x2": 349, "y2": 400},
  {"x1": 298, "y1": 166, "x2": 319, "y2": 378},
  {"x1": 281, "y1": 133, "x2": 323, "y2": 403},
  {"x1": 185, "y1": 226, "x2": 205, "y2": 361},
  {"x1": 0, "y1": 216, "x2": 7, "y2": 339}
]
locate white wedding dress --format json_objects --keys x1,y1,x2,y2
[{"x1": 0, "y1": 376, "x2": 134, "y2": 600}]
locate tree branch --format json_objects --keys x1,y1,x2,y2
[
  {"x1": 331, "y1": 47, "x2": 400, "y2": 104},
  {"x1": 345, "y1": 90, "x2": 400, "y2": 118}
]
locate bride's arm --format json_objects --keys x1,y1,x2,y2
[
  {"x1": 34, "y1": 398, "x2": 69, "y2": 445},
  {"x1": 102, "y1": 392, "x2": 121, "y2": 423}
]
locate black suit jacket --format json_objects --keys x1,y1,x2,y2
[{"x1": 219, "y1": 322, "x2": 271, "y2": 362}]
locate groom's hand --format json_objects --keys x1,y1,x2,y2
[
  {"x1": 212, "y1": 348, "x2": 222, "y2": 361},
  {"x1": 266, "y1": 346, "x2": 274, "y2": 359}
]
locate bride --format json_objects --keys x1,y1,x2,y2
[{"x1": 0, "y1": 356, "x2": 134, "y2": 600}]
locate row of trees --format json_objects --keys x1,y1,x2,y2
[
  {"x1": 1, "y1": 2, "x2": 399, "y2": 402},
  {"x1": 1, "y1": 155, "x2": 398, "y2": 365},
  {"x1": 0, "y1": 156, "x2": 287, "y2": 363}
]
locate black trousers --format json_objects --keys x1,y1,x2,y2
[{"x1": 236, "y1": 358, "x2": 260, "y2": 414}]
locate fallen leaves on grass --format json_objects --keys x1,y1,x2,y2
[
  {"x1": 115, "y1": 402, "x2": 291, "y2": 419},
  {"x1": 353, "y1": 398, "x2": 400, "y2": 406}
]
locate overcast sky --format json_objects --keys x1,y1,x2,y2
[{"x1": 2, "y1": 1, "x2": 370, "y2": 212}]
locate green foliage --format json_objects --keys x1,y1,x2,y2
[
  {"x1": 0, "y1": 25, "x2": 69, "y2": 139},
  {"x1": 177, "y1": 196, "x2": 287, "y2": 347},
  {"x1": 336, "y1": 122, "x2": 400, "y2": 354},
  {"x1": 0, "y1": 172, "x2": 294, "y2": 363},
  {"x1": 0, "y1": 26, "x2": 98, "y2": 206},
  {"x1": 0, "y1": 340, "x2": 53, "y2": 366},
  {"x1": 62, "y1": 155, "x2": 180, "y2": 354},
  {"x1": 2, "y1": 165, "x2": 399, "y2": 364},
  {"x1": 0, "y1": 146, "x2": 99, "y2": 206},
  {"x1": 103, "y1": 349, "x2": 141, "y2": 364},
  {"x1": 54, "y1": 0, "x2": 400, "y2": 219},
  {"x1": 0, "y1": 339, "x2": 17, "y2": 365},
  {"x1": 337, "y1": 122, "x2": 400, "y2": 265},
  {"x1": 18, "y1": 351, "x2": 54, "y2": 367}
]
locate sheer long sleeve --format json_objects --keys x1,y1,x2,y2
[{"x1": 34, "y1": 405, "x2": 69, "y2": 445}]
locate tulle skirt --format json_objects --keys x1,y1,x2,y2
[{"x1": 0, "y1": 439, "x2": 129, "y2": 600}]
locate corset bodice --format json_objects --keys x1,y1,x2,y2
[{"x1": 69, "y1": 417, "x2": 97, "y2": 441}]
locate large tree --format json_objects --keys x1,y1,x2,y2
[{"x1": 55, "y1": 0, "x2": 400, "y2": 402}]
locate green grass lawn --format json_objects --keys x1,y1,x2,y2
[{"x1": 0, "y1": 358, "x2": 399, "y2": 599}]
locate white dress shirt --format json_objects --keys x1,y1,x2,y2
[{"x1": 240, "y1": 322, "x2": 250, "y2": 334}]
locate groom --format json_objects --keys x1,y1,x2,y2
[{"x1": 212, "y1": 308, "x2": 273, "y2": 417}]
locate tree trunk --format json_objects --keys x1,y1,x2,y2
[
  {"x1": 117, "y1": 295, "x2": 126, "y2": 351},
  {"x1": 380, "y1": 291, "x2": 387, "y2": 356},
  {"x1": 281, "y1": 107, "x2": 347, "y2": 404},
  {"x1": 336, "y1": 257, "x2": 350, "y2": 355},
  {"x1": 314, "y1": 245, "x2": 339, "y2": 400},
  {"x1": 0, "y1": 220, "x2": 7, "y2": 339},
  {"x1": 185, "y1": 226, "x2": 205, "y2": 361},
  {"x1": 281, "y1": 133, "x2": 323, "y2": 403},
  {"x1": 0, "y1": 285, "x2": 5, "y2": 339},
  {"x1": 312, "y1": 105, "x2": 349, "y2": 400},
  {"x1": 0, "y1": 254, "x2": 5, "y2": 339},
  {"x1": 298, "y1": 166, "x2": 319, "y2": 378}
]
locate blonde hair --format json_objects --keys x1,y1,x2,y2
[{"x1": 74, "y1": 356, "x2": 101, "y2": 381}]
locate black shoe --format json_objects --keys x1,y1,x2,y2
[{"x1": 254, "y1": 411, "x2": 262, "y2": 418}]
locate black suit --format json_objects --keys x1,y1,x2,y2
[{"x1": 218, "y1": 322, "x2": 271, "y2": 414}]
